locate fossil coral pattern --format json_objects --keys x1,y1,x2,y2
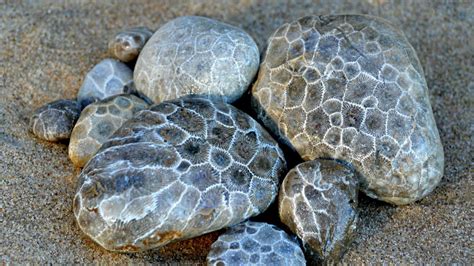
[
  {"x1": 134, "y1": 16, "x2": 260, "y2": 103},
  {"x1": 30, "y1": 99, "x2": 81, "y2": 141},
  {"x1": 252, "y1": 15, "x2": 444, "y2": 205},
  {"x1": 108, "y1": 26, "x2": 153, "y2": 62},
  {"x1": 73, "y1": 95, "x2": 286, "y2": 252},
  {"x1": 77, "y1": 59, "x2": 134, "y2": 107},
  {"x1": 279, "y1": 159, "x2": 358, "y2": 263},
  {"x1": 207, "y1": 221, "x2": 306, "y2": 266},
  {"x1": 68, "y1": 94, "x2": 148, "y2": 167}
]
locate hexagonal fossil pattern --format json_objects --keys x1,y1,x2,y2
[
  {"x1": 207, "y1": 221, "x2": 306, "y2": 266},
  {"x1": 68, "y1": 94, "x2": 148, "y2": 167},
  {"x1": 108, "y1": 26, "x2": 154, "y2": 63},
  {"x1": 134, "y1": 16, "x2": 260, "y2": 103},
  {"x1": 77, "y1": 59, "x2": 135, "y2": 107},
  {"x1": 252, "y1": 15, "x2": 444, "y2": 205},
  {"x1": 30, "y1": 99, "x2": 81, "y2": 141},
  {"x1": 73, "y1": 95, "x2": 286, "y2": 252},
  {"x1": 279, "y1": 159, "x2": 359, "y2": 263}
]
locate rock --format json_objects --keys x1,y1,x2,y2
[
  {"x1": 68, "y1": 94, "x2": 148, "y2": 167},
  {"x1": 134, "y1": 16, "x2": 260, "y2": 103},
  {"x1": 77, "y1": 59, "x2": 135, "y2": 107},
  {"x1": 207, "y1": 221, "x2": 306, "y2": 266},
  {"x1": 73, "y1": 95, "x2": 286, "y2": 252},
  {"x1": 108, "y1": 26, "x2": 153, "y2": 63},
  {"x1": 251, "y1": 15, "x2": 444, "y2": 205},
  {"x1": 279, "y1": 159, "x2": 359, "y2": 264},
  {"x1": 29, "y1": 99, "x2": 81, "y2": 141}
]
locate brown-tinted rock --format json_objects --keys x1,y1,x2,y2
[{"x1": 108, "y1": 27, "x2": 153, "y2": 62}]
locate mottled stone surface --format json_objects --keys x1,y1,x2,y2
[
  {"x1": 77, "y1": 59, "x2": 134, "y2": 107},
  {"x1": 134, "y1": 16, "x2": 260, "y2": 103},
  {"x1": 68, "y1": 94, "x2": 148, "y2": 167},
  {"x1": 73, "y1": 95, "x2": 286, "y2": 252},
  {"x1": 2, "y1": 1, "x2": 472, "y2": 264},
  {"x1": 252, "y1": 15, "x2": 444, "y2": 205},
  {"x1": 108, "y1": 27, "x2": 153, "y2": 62},
  {"x1": 29, "y1": 99, "x2": 81, "y2": 141},
  {"x1": 207, "y1": 221, "x2": 306, "y2": 266},
  {"x1": 279, "y1": 159, "x2": 359, "y2": 264}
]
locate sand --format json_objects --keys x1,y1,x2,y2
[{"x1": 1, "y1": 0, "x2": 472, "y2": 264}]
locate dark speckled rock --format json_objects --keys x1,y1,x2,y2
[
  {"x1": 279, "y1": 159, "x2": 359, "y2": 264},
  {"x1": 207, "y1": 221, "x2": 306, "y2": 265},
  {"x1": 73, "y1": 95, "x2": 286, "y2": 252},
  {"x1": 30, "y1": 99, "x2": 81, "y2": 141}
]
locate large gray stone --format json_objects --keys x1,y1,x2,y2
[
  {"x1": 73, "y1": 95, "x2": 286, "y2": 252},
  {"x1": 207, "y1": 221, "x2": 306, "y2": 266},
  {"x1": 134, "y1": 16, "x2": 260, "y2": 103},
  {"x1": 279, "y1": 159, "x2": 359, "y2": 264},
  {"x1": 252, "y1": 15, "x2": 444, "y2": 205}
]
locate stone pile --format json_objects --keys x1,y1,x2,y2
[{"x1": 30, "y1": 15, "x2": 444, "y2": 264}]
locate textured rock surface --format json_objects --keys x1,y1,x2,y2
[
  {"x1": 279, "y1": 159, "x2": 359, "y2": 264},
  {"x1": 77, "y1": 59, "x2": 134, "y2": 107},
  {"x1": 252, "y1": 14, "x2": 444, "y2": 205},
  {"x1": 2, "y1": 1, "x2": 472, "y2": 264},
  {"x1": 134, "y1": 16, "x2": 260, "y2": 103},
  {"x1": 30, "y1": 99, "x2": 81, "y2": 141},
  {"x1": 73, "y1": 95, "x2": 286, "y2": 252},
  {"x1": 68, "y1": 94, "x2": 148, "y2": 167},
  {"x1": 108, "y1": 26, "x2": 153, "y2": 62},
  {"x1": 207, "y1": 221, "x2": 306, "y2": 266}
]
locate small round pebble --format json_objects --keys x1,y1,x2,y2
[
  {"x1": 134, "y1": 16, "x2": 260, "y2": 103},
  {"x1": 68, "y1": 94, "x2": 148, "y2": 167},
  {"x1": 108, "y1": 26, "x2": 153, "y2": 62},
  {"x1": 279, "y1": 159, "x2": 359, "y2": 264},
  {"x1": 207, "y1": 221, "x2": 306, "y2": 266},
  {"x1": 30, "y1": 99, "x2": 81, "y2": 141},
  {"x1": 77, "y1": 59, "x2": 134, "y2": 108}
]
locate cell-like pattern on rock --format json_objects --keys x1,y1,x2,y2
[
  {"x1": 30, "y1": 99, "x2": 81, "y2": 141},
  {"x1": 73, "y1": 95, "x2": 286, "y2": 252},
  {"x1": 134, "y1": 16, "x2": 260, "y2": 103},
  {"x1": 279, "y1": 159, "x2": 359, "y2": 264},
  {"x1": 77, "y1": 59, "x2": 135, "y2": 107},
  {"x1": 108, "y1": 26, "x2": 154, "y2": 62},
  {"x1": 251, "y1": 15, "x2": 444, "y2": 205},
  {"x1": 68, "y1": 94, "x2": 148, "y2": 167},
  {"x1": 207, "y1": 221, "x2": 306, "y2": 266}
]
